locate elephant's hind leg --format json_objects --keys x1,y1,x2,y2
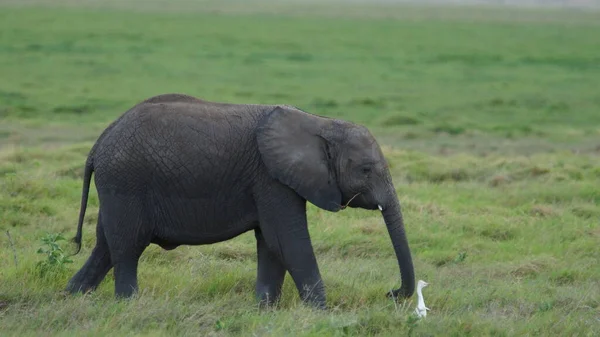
[
  {"x1": 100, "y1": 194, "x2": 151, "y2": 299},
  {"x1": 66, "y1": 214, "x2": 112, "y2": 294},
  {"x1": 255, "y1": 228, "x2": 286, "y2": 307}
]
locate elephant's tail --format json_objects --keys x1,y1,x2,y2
[{"x1": 72, "y1": 156, "x2": 94, "y2": 255}]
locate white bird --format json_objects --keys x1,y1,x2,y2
[{"x1": 414, "y1": 280, "x2": 430, "y2": 318}]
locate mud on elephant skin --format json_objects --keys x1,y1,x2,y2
[{"x1": 65, "y1": 93, "x2": 415, "y2": 309}]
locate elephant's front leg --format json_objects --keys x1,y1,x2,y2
[
  {"x1": 255, "y1": 183, "x2": 327, "y2": 309},
  {"x1": 255, "y1": 228, "x2": 286, "y2": 307}
]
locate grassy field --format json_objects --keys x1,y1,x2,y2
[{"x1": 1, "y1": 1, "x2": 599, "y2": 336}]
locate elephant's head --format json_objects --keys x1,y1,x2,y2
[{"x1": 257, "y1": 106, "x2": 415, "y2": 299}]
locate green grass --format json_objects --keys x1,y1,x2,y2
[{"x1": 1, "y1": 1, "x2": 599, "y2": 336}]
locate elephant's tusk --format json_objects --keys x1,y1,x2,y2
[{"x1": 378, "y1": 205, "x2": 383, "y2": 211}]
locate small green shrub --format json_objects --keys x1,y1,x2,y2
[{"x1": 36, "y1": 232, "x2": 73, "y2": 278}]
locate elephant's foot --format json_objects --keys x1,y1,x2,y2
[
  {"x1": 65, "y1": 268, "x2": 109, "y2": 295},
  {"x1": 113, "y1": 259, "x2": 140, "y2": 299},
  {"x1": 65, "y1": 281, "x2": 97, "y2": 295},
  {"x1": 65, "y1": 246, "x2": 112, "y2": 295},
  {"x1": 256, "y1": 291, "x2": 281, "y2": 310},
  {"x1": 299, "y1": 283, "x2": 327, "y2": 310},
  {"x1": 256, "y1": 278, "x2": 284, "y2": 309}
]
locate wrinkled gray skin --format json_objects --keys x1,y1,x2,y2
[{"x1": 66, "y1": 93, "x2": 415, "y2": 309}]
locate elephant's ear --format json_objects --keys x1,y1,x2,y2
[{"x1": 257, "y1": 107, "x2": 342, "y2": 212}]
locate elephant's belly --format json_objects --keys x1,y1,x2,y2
[{"x1": 149, "y1": 194, "x2": 259, "y2": 247}]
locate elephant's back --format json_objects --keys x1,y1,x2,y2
[{"x1": 92, "y1": 98, "x2": 265, "y2": 197}]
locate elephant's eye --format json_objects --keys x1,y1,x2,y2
[{"x1": 361, "y1": 167, "x2": 371, "y2": 175}]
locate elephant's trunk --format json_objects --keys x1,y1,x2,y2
[{"x1": 381, "y1": 189, "x2": 415, "y2": 299}]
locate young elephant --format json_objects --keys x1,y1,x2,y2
[{"x1": 66, "y1": 93, "x2": 415, "y2": 309}]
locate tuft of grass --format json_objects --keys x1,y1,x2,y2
[{"x1": 379, "y1": 113, "x2": 422, "y2": 127}]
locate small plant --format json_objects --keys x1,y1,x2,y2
[
  {"x1": 406, "y1": 312, "x2": 421, "y2": 337},
  {"x1": 36, "y1": 233, "x2": 73, "y2": 277},
  {"x1": 454, "y1": 251, "x2": 468, "y2": 263},
  {"x1": 214, "y1": 319, "x2": 223, "y2": 331}
]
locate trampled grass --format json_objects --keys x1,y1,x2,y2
[{"x1": 0, "y1": 1, "x2": 599, "y2": 336}]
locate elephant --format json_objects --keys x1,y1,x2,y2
[{"x1": 65, "y1": 93, "x2": 415, "y2": 309}]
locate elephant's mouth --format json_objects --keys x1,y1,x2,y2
[
  {"x1": 340, "y1": 193, "x2": 360, "y2": 209},
  {"x1": 342, "y1": 192, "x2": 378, "y2": 210}
]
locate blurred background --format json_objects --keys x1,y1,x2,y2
[{"x1": 2, "y1": 0, "x2": 600, "y2": 153}]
